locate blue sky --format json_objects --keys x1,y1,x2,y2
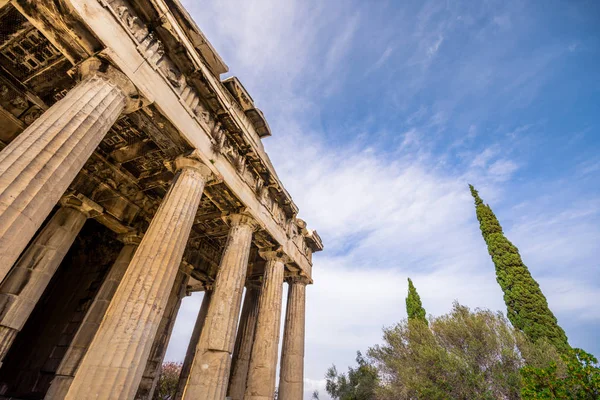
[{"x1": 166, "y1": 1, "x2": 600, "y2": 398}]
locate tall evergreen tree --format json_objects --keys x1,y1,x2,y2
[
  {"x1": 406, "y1": 278, "x2": 427, "y2": 324},
  {"x1": 469, "y1": 184, "x2": 569, "y2": 352}
]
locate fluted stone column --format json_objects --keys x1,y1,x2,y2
[
  {"x1": 136, "y1": 269, "x2": 189, "y2": 400},
  {"x1": 182, "y1": 214, "x2": 257, "y2": 399},
  {"x1": 0, "y1": 58, "x2": 139, "y2": 281},
  {"x1": 278, "y1": 276, "x2": 310, "y2": 400},
  {"x1": 174, "y1": 289, "x2": 213, "y2": 400},
  {"x1": 44, "y1": 231, "x2": 142, "y2": 400},
  {"x1": 64, "y1": 155, "x2": 211, "y2": 400},
  {"x1": 245, "y1": 252, "x2": 287, "y2": 400},
  {"x1": 0, "y1": 194, "x2": 102, "y2": 365},
  {"x1": 227, "y1": 283, "x2": 261, "y2": 400}
]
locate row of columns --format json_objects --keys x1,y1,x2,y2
[
  {"x1": 0, "y1": 56, "x2": 309, "y2": 399},
  {"x1": 175, "y1": 275, "x2": 308, "y2": 400}
]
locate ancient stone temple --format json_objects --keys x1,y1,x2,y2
[{"x1": 0, "y1": 1, "x2": 322, "y2": 399}]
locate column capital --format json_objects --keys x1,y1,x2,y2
[
  {"x1": 60, "y1": 193, "x2": 103, "y2": 219},
  {"x1": 118, "y1": 231, "x2": 144, "y2": 246},
  {"x1": 179, "y1": 260, "x2": 194, "y2": 276},
  {"x1": 78, "y1": 57, "x2": 145, "y2": 113},
  {"x1": 259, "y1": 247, "x2": 291, "y2": 264},
  {"x1": 172, "y1": 151, "x2": 213, "y2": 180},
  {"x1": 225, "y1": 212, "x2": 260, "y2": 231},
  {"x1": 286, "y1": 274, "x2": 311, "y2": 286}
]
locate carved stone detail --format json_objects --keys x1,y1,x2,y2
[{"x1": 96, "y1": 0, "x2": 313, "y2": 252}]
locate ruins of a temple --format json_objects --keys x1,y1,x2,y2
[{"x1": 0, "y1": 0, "x2": 322, "y2": 399}]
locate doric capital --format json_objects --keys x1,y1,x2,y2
[
  {"x1": 225, "y1": 212, "x2": 260, "y2": 231},
  {"x1": 286, "y1": 274, "x2": 311, "y2": 286},
  {"x1": 179, "y1": 260, "x2": 195, "y2": 276},
  {"x1": 259, "y1": 247, "x2": 291, "y2": 264},
  {"x1": 78, "y1": 57, "x2": 145, "y2": 113},
  {"x1": 60, "y1": 193, "x2": 103, "y2": 218},
  {"x1": 118, "y1": 231, "x2": 144, "y2": 246},
  {"x1": 173, "y1": 151, "x2": 213, "y2": 180}
]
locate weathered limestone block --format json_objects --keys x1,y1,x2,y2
[
  {"x1": 182, "y1": 214, "x2": 256, "y2": 400},
  {"x1": 174, "y1": 289, "x2": 213, "y2": 400},
  {"x1": 245, "y1": 252, "x2": 287, "y2": 400},
  {"x1": 44, "y1": 232, "x2": 142, "y2": 400},
  {"x1": 0, "y1": 57, "x2": 139, "y2": 281},
  {"x1": 135, "y1": 269, "x2": 189, "y2": 400},
  {"x1": 227, "y1": 283, "x2": 261, "y2": 400},
  {"x1": 64, "y1": 156, "x2": 211, "y2": 400},
  {"x1": 278, "y1": 276, "x2": 310, "y2": 400},
  {"x1": 0, "y1": 195, "x2": 101, "y2": 365}
]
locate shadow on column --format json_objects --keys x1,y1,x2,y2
[{"x1": 0, "y1": 220, "x2": 121, "y2": 399}]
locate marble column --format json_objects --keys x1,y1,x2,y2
[
  {"x1": 136, "y1": 269, "x2": 189, "y2": 400},
  {"x1": 64, "y1": 155, "x2": 211, "y2": 400},
  {"x1": 227, "y1": 283, "x2": 261, "y2": 400},
  {"x1": 174, "y1": 289, "x2": 213, "y2": 400},
  {"x1": 245, "y1": 252, "x2": 287, "y2": 400},
  {"x1": 278, "y1": 276, "x2": 310, "y2": 400},
  {"x1": 0, "y1": 58, "x2": 139, "y2": 281},
  {"x1": 0, "y1": 194, "x2": 102, "y2": 365},
  {"x1": 182, "y1": 214, "x2": 257, "y2": 399},
  {"x1": 44, "y1": 231, "x2": 142, "y2": 400}
]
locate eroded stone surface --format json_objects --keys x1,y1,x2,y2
[
  {"x1": 0, "y1": 204, "x2": 92, "y2": 364},
  {"x1": 64, "y1": 160, "x2": 210, "y2": 400},
  {"x1": 0, "y1": 1, "x2": 323, "y2": 397},
  {"x1": 245, "y1": 253, "x2": 286, "y2": 400},
  {"x1": 44, "y1": 232, "x2": 142, "y2": 399},
  {"x1": 175, "y1": 290, "x2": 213, "y2": 400},
  {"x1": 136, "y1": 270, "x2": 189, "y2": 400},
  {"x1": 182, "y1": 215, "x2": 256, "y2": 399},
  {"x1": 0, "y1": 67, "x2": 128, "y2": 280},
  {"x1": 228, "y1": 284, "x2": 261, "y2": 400},
  {"x1": 279, "y1": 277, "x2": 310, "y2": 400}
]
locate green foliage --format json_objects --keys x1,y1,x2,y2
[
  {"x1": 325, "y1": 352, "x2": 379, "y2": 400},
  {"x1": 153, "y1": 361, "x2": 182, "y2": 400},
  {"x1": 469, "y1": 184, "x2": 569, "y2": 353},
  {"x1": 521, "y1": 348, "x2": 600, "y2": 399},
  {"x1": 368, "y1": 302, "x2": 558, "y2": 400},
  {"x1": 405, "y1": 278, "x2": 427, "y2": 325}
]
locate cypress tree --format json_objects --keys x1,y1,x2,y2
[
  {"x1": 406, "y1": 278, "x2": 427, "y2": 325},
  {"x1": 469, "y1": 184, "x2": 569, "y2": 352}
]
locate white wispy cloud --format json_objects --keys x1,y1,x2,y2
[
  {"x1": 366, "y1": 45, "x2": 394, "y2": 75},
  {"x1": 427, "y1": 35, "x2": 444, "y2": 57},
  {"x1": 324, "y1": 13, "x2": 361, "y2": 77}
]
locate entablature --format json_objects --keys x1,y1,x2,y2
[{"x1": 0, "y1": 0, "x2": 322, "y2": 279}]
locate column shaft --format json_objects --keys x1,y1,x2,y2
[
  {"x1": 227, "y1": 285, "x2": 261, "y2": 400},
  {"x1": 245, "y1": 258, "x2": 285, "y2": 400},
  {"x1": 278, "y1": 278, "x2": 309, "y2": 400},
  {"x1": 182, "y1": 215, "x2": 255, "y2": 399},
  {"x1": 64, "y1": 162, "x2": 209, "y2": 400},
  {"x1": 174, "y1": 290, "x2": 212, "y2": 400},
  {"x1": 44, "y1": 238, "x2": 140, "y2": 399},
  {"x1": 0, "y1": 206, "x2": 88, "y2": 364},
  {"x1": 135, "y1": 270, "x2": 189, "y2": 400},
  {"x1": 0, "y1": 75, "x2": 126, "y2": 280}
]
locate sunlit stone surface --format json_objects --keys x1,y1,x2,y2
[{"x1": 0, "y1": 0, "x2": 322, "y2": 398}]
